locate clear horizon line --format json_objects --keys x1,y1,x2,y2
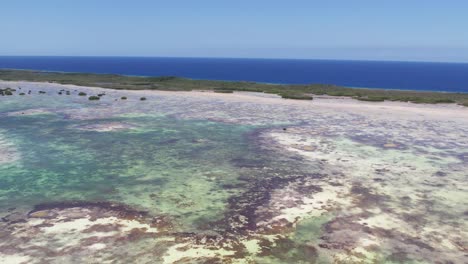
[{"x1": 1, "y1": 54, "x2": 468, "y2": 64}]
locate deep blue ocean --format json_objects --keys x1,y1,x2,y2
[{"x1": 0, "y1": 56, "x2": 467, "y2": 92}]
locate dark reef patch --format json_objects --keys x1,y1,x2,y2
[
  {"x1": 351, "y1": 183, "x2": 389, "y2": 209},
  {"x1": 258, "y1": 236, "x2": 318, "y2": 263},
  {"x1": 29, "y1": 201, "x2": 149, "y2": 220}
]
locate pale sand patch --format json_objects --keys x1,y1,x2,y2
[
  {"x1": 71, "y1": 122, "x2": 137, "y2": 132},
  {"x1": 242, "y1": 239, "x2": 262, "y2": 255},
  {"x1": 0, "y1": 133, "x2": 19, "y2": 165},
  {"x1": 5, "y1": 108, "x2": 53, "y2": 117},
  {"x1": 40, "y1": 216, "x2": 158, "y2": 234},
  {"x1": 258, "y1": 183, "x2": 352, "y2": 228},
  {"x1": 87, "y1": 243, "x2": 107, "y2": 251},
  {"x1": 0, "y1": 254, "x2": 31, "y2": 264}
]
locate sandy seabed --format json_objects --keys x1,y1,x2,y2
[{"x1": 0, "y1": 81, "x2": 467, "y2": 264}]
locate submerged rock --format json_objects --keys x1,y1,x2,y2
[
  {"x1": 383, "y1": 142, "x2": 398, "y2": 148},
  {"x1": 28, "y1": 210, "x2": 57, "y2": 219}
]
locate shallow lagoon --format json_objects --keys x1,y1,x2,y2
[{"x1": 0, "y1": 81, "x2": 467, "y2": 263}]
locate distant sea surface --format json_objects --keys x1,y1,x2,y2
[{"x1": 0, "y1": 56, "x2": 467, "y2": 92}]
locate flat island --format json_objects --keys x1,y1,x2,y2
[
  {"x1": 0, "y1": 73, "x2": 467, "y2": 263},
  {"x1": 1, "y1": 69, "x2": 468, "y2": 105}
]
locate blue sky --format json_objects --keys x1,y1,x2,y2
[{"x1": 2, "y1": 0, "x2": 468, "y2": 62}]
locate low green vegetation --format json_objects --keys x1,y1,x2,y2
[
  {"x1": 78, "y1": 92, "x2": 87, "y2": 96},
  {"x1": 140, "y1": 97, "x2": 147, "y2": 101},
  {"x1": 280, "y1": 93, "x2": 313, "y2": 100},
  {"x1": 214, "y1": 90, "x2": 234, "y2": 93},
  {"x1": 121, "y1": 96, "x2": 127, "y2": 100},
  {"x1": 357, "y1": 96, "x2": 387, "y2": 102},
  {"x1": 0, "y1": 69, "x2": 467, "y2": 106},
  {"x1": 88, "y1": 96, "x2": 100, "y2": 100}
]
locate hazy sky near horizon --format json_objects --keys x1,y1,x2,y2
[{"x1": 2, "y1": 1, "x2": 468, "y2": 62}]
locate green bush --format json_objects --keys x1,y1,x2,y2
[
  {"x1": 4, "y1": 90, "x2": 13, "y2": 95},
  {"x1": 430, "y1": 99, "x2": 456, "y2": 104},
  {"x1": 19, "y1": 93, "x2": 25, "y2": 95},
  {"x1": 140, "y1": 97, "x2": 147, "y2": 101},
  {"x1": 148, "y1": 76, "x2": 177, "y2": 82},
  {"x1": 121, "y1": 96, "x2": 127, "y2": 100},
  {"x1": 357, "y1": 96, "x2": 387, "y2": 102},
  {"x1": 214, "y1": 90, "x2": 234, "y2": 93},
  {"x1": 280, "y1": 93, "x2": 313, "y2": 100},
  {"x1": 88, "y1": 96, "x2": 100, "y2": 100},
  {"x1": 78, "y1": 92, "x2": 87, "y2": 96},
  {"x1": 326, "y1": 91, "x2": 356, "y2": 97}
]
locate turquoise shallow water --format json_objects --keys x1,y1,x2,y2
[{"x1": 0, "y1": 113, "x2": 257, "y2": 231}]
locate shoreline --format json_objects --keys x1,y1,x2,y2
[
  {"x1": 1, "y1": 80, "x2": 466, "y2": 121},
  {"x1": 1, "y1": 69, "x2": 468, "y2": 106}
]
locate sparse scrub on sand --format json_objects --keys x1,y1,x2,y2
[
  {"x1": 280, "y1": 93, "x2": 313, "y2": 100},
  {"x1": 0, "y1": 70, "x2": 467, "y2": 106},
  {"x1": 214, "y1": 90, "x2": 234, "y2": 93},
  {"x1": 357, "y1": 96, "x2": 387, "y2": 102}
]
